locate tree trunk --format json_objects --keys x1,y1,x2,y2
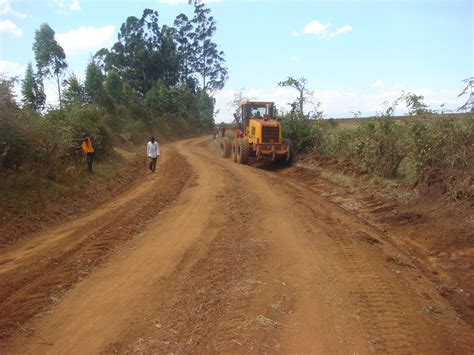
[{"x1": 56, "y1": 73, "x2": 62, "y2": 110}]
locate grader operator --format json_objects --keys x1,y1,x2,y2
[{"x1": 219, "y1": 101, "x2": 293, "y2": 165}]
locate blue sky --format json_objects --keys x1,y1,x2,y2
[{"x1": 0, "y1": 0, "x2": 472, "y2": 122}]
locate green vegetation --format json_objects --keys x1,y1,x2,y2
[
  {"x1": 277, "y1": 84, "x2": 472, "y2": 194},
  {"x1": 1, "y1": 4, "x2": 227, "y2": 178},
  {"x1": 278, "y1": 107, "x2": 473, "y2": 199}
]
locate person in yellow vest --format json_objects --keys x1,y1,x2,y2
[{"x1": 81, "y1": 133, "x2": 95, "y2": 173}]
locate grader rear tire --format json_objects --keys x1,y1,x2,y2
[{"x1": 239, "y1": 139, "x2": 249, "y2": 164}]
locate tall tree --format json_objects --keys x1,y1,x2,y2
[
  {"x1": 191, "y1": 4, "x2": 228, "y2": 92},
  {"x1": 174, "y1": 13, "x2": 195, "y2": 86},
  {"x1": 62, "y1": 73, "x2": 86, "y2": 107},
  {"x1": 157, "y1": 25, "x2": 180, "y2": 87},
  {"x1": 21, "y1": 62, "x2": 46, "y2": 111},
  {"x1": 278, "y1": 77, "x2": 313, "y2": 115},
  {"x1": 101, "y1": 9, "x2": 161, "y2": 96},
  {"x1": 33, "y1": 23, "x2": 68, "y2": 109},
  {"x1": 84, "y1": 61, "x2": 105, "y2": 105}
]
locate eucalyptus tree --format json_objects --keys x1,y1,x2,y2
[
  {"x1": 191, "y1": 4, "x2": 228, "y2": 92},
  {"x1": 21, "y1": 62, "x2": 46, "y2": 111},
  {"x1": 33, "y1": 23, "x2": 67, "y2": 108},
  {"x1": 157, "y1": 25, "x2": 181, "y2": 87},
  {"x1": 99, "y1": 9, "x2": 162, "y2": 96},
  {"x1": 174, "y1": 13, "x2": 196, "y2": 87}
]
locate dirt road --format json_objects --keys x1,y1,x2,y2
[{"x1": 1, "y1": 137, "x2": 473, "y2": 353}]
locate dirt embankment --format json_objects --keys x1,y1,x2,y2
[{"x1": 0, "y1": 137, "x2": 472, "y2": 354}]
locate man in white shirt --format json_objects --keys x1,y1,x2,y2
[{"x1": 147, "y1": 136, "x2": 160, "y2": 172}]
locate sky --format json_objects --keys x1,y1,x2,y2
[{"x1": 0, "y1": 0, "x2": 472, "y2": 122}]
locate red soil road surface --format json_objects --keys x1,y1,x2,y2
[{"x1": 0, "y1": 137, "x2": 473, "y2": 353}]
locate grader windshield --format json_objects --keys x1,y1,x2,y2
[{"x1": 241, "y1": 102, "x2": 275, "y2": 121}]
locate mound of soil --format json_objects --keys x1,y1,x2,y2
[
  {"x1": 298, "y1": 154, "x2": 368, "y2": 177},
  {"x1": 413, "y1": 168, "x2": 474, "y2": 202}
]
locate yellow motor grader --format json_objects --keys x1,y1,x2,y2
[{"x1": 219, "y1": 101, "x2": 293, "y2": 165}]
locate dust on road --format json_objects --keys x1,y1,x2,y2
[{"x1": 1, "y1": 137, "x2": 472, "y2": 353}]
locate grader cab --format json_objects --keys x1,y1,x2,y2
[{"x1": 219, "y1": 101, "x2": 293, "y2": 165}]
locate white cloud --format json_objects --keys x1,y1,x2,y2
[
  {"x1": 70, "y1": 0, "x2": 80, "y2": 11},
  {"x1": 56, "y1": 25, "x2": 115, "y2": 56},
  {"x1": 292, "y1": 20, "x2": 352, "y2": 38},
  {"x1": 0, "y1": 1, "x2": 27, "y2": 19},
  {"x1": 0, "y1": 19, "x2": 21, "y2": 36},
  {"x1": 0, "y1": 60, "x2": 25, "y2": 77},
  {"x1": 304, "y1": 20, "x2": 331, "y2": 36},
  {"x1": 372, "y1": 80, "x2": 383, "y2": 88},
  {"x1": 54, "y1": 0, "x2": 80, "y2": 12},
  {"x1": 333, "y1": 25, "x2": 352, "y2": 37}
]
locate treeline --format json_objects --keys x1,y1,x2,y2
[{"x1": 1, "y1": 4, "x2": 227, "y2": 175}]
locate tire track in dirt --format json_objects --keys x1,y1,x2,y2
[
  {"x1": 104, "y1": 140, "x2": 287, "y2": 353},
  {"x1": 280, "y1": 164, "x2": 474, "y2": 329},
  {"x1": 0, "y1": 148, "x2": 194, "y2": 342},
  {"x1": 261, "y1": 168, "x2": 474, "y2": 353}
]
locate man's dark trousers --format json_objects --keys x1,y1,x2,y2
[
  {"x1": 149, "y1": 157, "x2": 157, "y2": 172},
  {"x1": 86, "y1": 152, "x2": 94, "y2": 172}
]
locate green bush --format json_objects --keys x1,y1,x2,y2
[
  {"x1": 407, "y1": 116, "x2": 473, "y2": 173},
  {"x1": 352, "y1": 118, "x2": 407, "y2": 177},
  {"x1": 285, "y1": 112, "x2": 473, "y2": 181},
  {"x1": 145, "y1": 82, "x2": 214, "y2": 137},
  {"x1": 0, "y1": 110, "x2": 72, "y2": 173},
  {"x1": 278, "y1": 113, "x2": 321, "y2": 152}
]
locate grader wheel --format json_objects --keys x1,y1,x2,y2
[{"x1": 238, "y1": 139, "x2": 249, "y2": 164}]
